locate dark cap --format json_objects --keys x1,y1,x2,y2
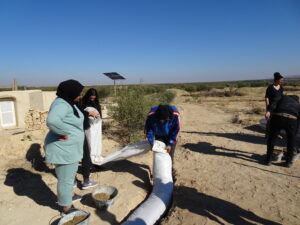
[
  {"x1": 155, "y1": 105, "x2": 173, "y2": 120},
  {"x1": 273, "y1": 72, "x2": 283, "y2": 81}
]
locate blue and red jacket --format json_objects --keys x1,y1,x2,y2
[{"x1": 144, "y1": 105, "x2": 180, "y2": 146}]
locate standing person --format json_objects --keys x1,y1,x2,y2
[
  {"x1": 78, "y1": 88, "x2": 102, "y2": 189},
  {"x1": 265, "y1": 72, "x2": 284, "y2": 120},
  {"x1": 265, "y1": 95, "x2": 300, "y2": 167},
  {"x1": 264, "y1": 72, "x2": 284, "y2": 138},
  {"x1": 45, "y1": 79, "x2": 84, "y2": 215},
  {"x1": 145, "y1": 105, "x2": 180, "y2": 160}
]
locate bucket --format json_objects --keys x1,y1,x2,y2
[
  {"x1": 92, "y1": 186, "x2": 118, "y2": 210},
  {"x1": 58, "y1": 210, "x2": 90, "y2": 225}
]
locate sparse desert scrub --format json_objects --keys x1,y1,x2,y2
[
  {"x1": 110, "y1": 88, "x2": 152, "y2": 143},
  {"x1": 109, "y1": 88, "x2": 177, "y2": 143},
  {"x1": 248, "y1": 105, "x2": 265, "y2": 115}
]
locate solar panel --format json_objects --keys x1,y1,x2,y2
[{"x1": 103, "y1": 72, "x2": 125, "y2": 80}]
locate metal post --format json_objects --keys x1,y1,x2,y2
[{"x1": 114, "y1": 80, "x2": 116, "y2": 96}]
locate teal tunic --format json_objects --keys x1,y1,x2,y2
[{"x1": 45, "y1": 97, "x2": 84, "y2": 164}]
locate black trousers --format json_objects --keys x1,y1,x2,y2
[
  {"x1": 266, "y1": 115, "x2": 298, "y2": 163},
  {"x1": 82, "y1": 137, "x2": 92, "y2": 180}
]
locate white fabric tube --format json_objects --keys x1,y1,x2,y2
[
  {"x1": 84, "y1": 107, "x2": 103, "y2": 164},
  {"x1": 122, "y1": 151, "x2": 173, "y2": 225},
  {"x1": 95, "y1": 141, "x2": 151, "y2": 166},
  {"x1": 92, "y1": 140, "x2": 173, "y2": 224}
]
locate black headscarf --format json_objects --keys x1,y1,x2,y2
[
  {"x1": 273, "y1": 72, "x2": 283, "y2": 81},
  {"x1": 81, "y1": 88, "x2": 102, "y2": 117},
  {"x1": 77, "y1": 88, "x2": 102, "y2": 129},
  {"x1": 155, "y1": 105, "x2": 173, "y2": 120},
  {"x1": 56, "y1": 79, "x2": 84, "y2": 117}
]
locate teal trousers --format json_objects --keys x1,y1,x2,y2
[{"x1": 55, "y1": 162, "x2": 78, "y2": 207}]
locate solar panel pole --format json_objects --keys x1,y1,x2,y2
[{"x1": 103, "y1": 72, "x2": 125, "y2": 97}]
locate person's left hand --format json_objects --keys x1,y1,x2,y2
[{"x1": 165, "y1": 145, "x2": 172, "y2": 153}]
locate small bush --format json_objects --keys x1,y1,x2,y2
[
  {"x1": 97, "y1": 86, "x2": 112, "y2": 99},
  {"x1": 196, "y1": 84, "x2": 210, "y2": 91},
  {"x1": 159, "y1": 91, "x2": 175, "y2": 104},
  {"x1": 110, "y1": 88, "x2": 152, "y2": 143},
  {"x1": 184, "y1": 85, "x2": 197, "y2": 92},
  {"x1": 231, "y1": 114, "x2": 242, "y2": 124},
  {"x1": 249, "y1": 106, "x2": 264, "y2": 115}
]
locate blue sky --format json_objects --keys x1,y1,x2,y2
[{"x1": 0, "y1": 0, "x2": 299, "y2": 86}]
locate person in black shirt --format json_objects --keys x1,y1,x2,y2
[
  {"x1": 265, "y1": 95, "x2": 300, "y2": 168},
  {"x1": 77, "y1": 88, "x2": 101, "y2": 189},
  {"x1": 264, "y1": 72, "x2": 284, "y2": 139},
  {"x1": 265, "y1": 72, "x2": 284, "y2": 120}
]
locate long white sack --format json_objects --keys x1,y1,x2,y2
[
  {"x1": 96, "y1": 141, "x2": 151, "y2": 166},
  {"x1": 122, "y1": 151, "x2": 173, "y2": 225},
  {"x1": 91, "y1": 140, "x2": 173, "y2": 224},
  {"x1": 84, "y1": 107, "x2": 103, "y2": 164}
]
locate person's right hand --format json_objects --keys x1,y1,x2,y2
[
  {"x1": 58, "y1": 135, "x2": 68, "y2": 141},
  {"x1": 265, "y1": 111, "x2": 270, "y2": 120},
  {"x1": 89, "y1": 110, "x2": 100, "y2": 118}
]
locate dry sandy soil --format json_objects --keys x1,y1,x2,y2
[{"x1": 0, "y1": 88, "x2": 299, "y2": 225}]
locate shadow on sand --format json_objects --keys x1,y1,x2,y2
[
  {"x1": 79, "y1": 159, "x2": 152, "y2": 188},
  {"x1": 26, "y1": 143, "x2": 56, "y2": 176},
  {"x1": 4, "y1": 168, "x2": 57, "y2": 210},
  {"x1": 173, "y1": 185, "x2": 282, "y2": 225},
  {"x1": 183, "y1": 141, "x2": 264, "y2": 163},
  {"x1": 183, "y1": 130, "x2": 267, "y2": 145},
  {"x1": 79, "y1": 160, "x2": 152, "y2": 225}
]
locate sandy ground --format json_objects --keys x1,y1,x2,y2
[{"x1": 0, "y1": 89, "x2": 299, "y2": 225}]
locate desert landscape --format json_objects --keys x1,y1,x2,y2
[{"x1": 0, "y1": 87, "x2": 299, "y2": 225}]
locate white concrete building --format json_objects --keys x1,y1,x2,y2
[{"x1": 0, "y1": 90, "x2": 56, "y2": 130}]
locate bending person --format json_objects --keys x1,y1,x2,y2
[
  {"x1": 265, "y1": 95, "x2": 300, "y2": 167},
  {"x1": 145, "y1": 104, "x2": 180, "y2": 160},
  {"x1": 44, "y1": 79, "x2": 84, "y2": 214}
]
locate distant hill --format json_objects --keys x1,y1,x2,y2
[{"x1": 286, "y1": 75, "x2": 300, "y2": 79}]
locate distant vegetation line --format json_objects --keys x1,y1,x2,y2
[{"x1": 1, "y1": 79, "x2": 300, "y2": 98}]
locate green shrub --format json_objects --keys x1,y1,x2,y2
[
  {"x1": 184, "y1": 85, "x2": 197, "y2": 92},
  {"x1": 110, "y1": 88, "x2": 152, "y2": 143},
  {"x1": 97, "y1": 86, "x2": 112, "y2": 99},
  {"x1": 159, "y1": 91, "x2": 175, "y2": 104},
  {"x1": 196, "y1": 84, "x2": 210, "y2": 91}
]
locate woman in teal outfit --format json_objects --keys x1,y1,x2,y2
[{"x1": 45, "y1": 79, "x2": 84, "y2": 214}]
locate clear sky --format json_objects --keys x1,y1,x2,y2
[{"x1": 0, "y1": 0, "x2": 299, "y2": 86}]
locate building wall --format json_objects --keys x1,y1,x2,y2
[
  {"x1": 29, "y1": 91, "x2": 44, "y2": 111},
  {"x1": 42, "y1": 91, "x2": 56, "y2": 111},
  {"x1": 0, "y1": 90, "x2": 52, "y2": 130},
  {"x1": 0, "y1": 90, "x2": 110, "y2": 130}
]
